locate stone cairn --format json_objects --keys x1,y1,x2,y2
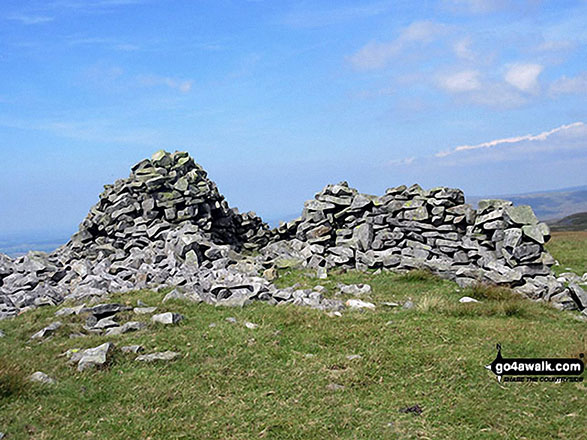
[{"x1": 0, "y1": 151, "x2": 585, "y2": 320}]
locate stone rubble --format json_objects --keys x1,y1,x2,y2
[{"x1": 0, "y1": 150, "x2": 584, "y2": 318}]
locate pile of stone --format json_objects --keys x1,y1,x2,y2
[
  {"x1": 1, "y1": 151, "x2": 585, "y2": 318},
  {"x1": 263, "y1": 182, "x2": 585, "y2": 310},
  {"x1": 71, "y1": 149, "x2": 270, "y2": 255},
  {"x1": 0, "y1": 151, "x2": 272, "y2": 318}
]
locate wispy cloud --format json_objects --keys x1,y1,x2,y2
[
  {"x1": 348, "y1": 21, "x2": 448, "y2": 70},
  {"x1": 137, "y1": 75, "x2": 193, "y2": 93},
  {"x1": 504, "y1": 63, "x2": 543, "y2": 93},
  {"x1": 437, "y1": 70, "x2": 481, "y2": 92},
  {"x1": 7, "y1": 14, "x2": 54, "y2": 24},
  {"x1": 549, "y1": 72, "x2": 587, "y2": 95},
  {"x1": 435, "y1": 122, "x2": 585, "y2": 157},
  {"x1": 387, "y1": 157, "x2": 415, "y2": 166},
  {"x1": 383, "y1": 121, "x2": 586, "y2": 170}
]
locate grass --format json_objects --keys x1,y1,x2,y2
[
  {"x1": 0, "y1": 234, "x2": 585, "y2": 439},
  {"x1": 546, "y1": 231, "x2": 587, "y2": 276}
]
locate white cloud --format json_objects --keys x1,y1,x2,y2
[
  {"x1": 504, "y1": 63, "x2": 543, "y2": 92},
  {"x1": 7, "y1": 14, "x2": 54, "y2": 24},
  {"x1": 437, "y1": 70, "x2": 481, "y2": 92},
  {"x1": 549, "y1": 72, "x2": 587, "y2": 95},
  {"x1": 436, "y1": 122, "x2": 585, "y2": 157},
  {"x1": 453, "y1": 37, "x2": 475, "y2": 61},
  {"x1": 138, "y1": 75, "x2": 193, "y2": 93},
  {"x1": 348, "y1": 21, "x2": 447, "y2": 70}
]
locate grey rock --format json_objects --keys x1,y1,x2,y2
[
  {"x1": 121, "y1": 345, "x2": 144, "y2": 353},
  {"x1": 402, "y1": 300, "x2": 415, "y2": 309},
  {"x1": 151, "y1": 312, "x2": 184, "y2": 325},
  {"x1": 55, "y1": 304, "x2": 86, "y2": 317},
  {"x1": 30, "y1": 321, "x2": 62, "y2": 340},
  {"x1": 568, "y1": 284, "x2": 587, "y2": 310},
  {"x1": 105, "y1": 321, "x2": 146, "y2": 336},
  {"x1": 134, "y1": 306, "x2": 158, "y2": 314},
  {"x1": 345, "y1": 299, "x2": 375, "y2": 310},
  {"x1": 76, "y1": 342, "x2": 115, "y2": 371},
  {"x1": 29, "y1": 371, "x2": 56, "y2": 385}
]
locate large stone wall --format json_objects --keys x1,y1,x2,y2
[
  {"x1": 264, "y1": 182, "x2": 578, "y2": 306},
  {"x1": 0, "y1": 151, "x2": 585, "y2": 319}
]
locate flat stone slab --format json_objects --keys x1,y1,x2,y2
[
  {"x1": 134, "y1": 306, "x2": 158, "y2": 314},
  {"x1": 135, "y1": 351, "x2": 180, "y2": 362}
]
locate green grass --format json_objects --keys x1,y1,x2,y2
[
  {"x1": 0, "y1": 235, "x2": 586, "y2": 439},
  {"x1": 546, "y1": 231, "x2": 587, "y2": 276}
]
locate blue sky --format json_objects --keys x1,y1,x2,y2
[{"x1": 0, "y1": 0, "x2": 586, "y2": 239}]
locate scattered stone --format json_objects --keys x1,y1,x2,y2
[
  {"x1": 105, "y1": 321, "x2": 146, "y2": 336},
  {"x1": 151, "y1": 312, "x2": 184, "y2": 325},
  {"x1": 29, "y1": 371, "x2": 56, "y2": 385},
  {"x1": 459, "y1": 296, "x2": 480, "y2": 303},
  {"x1": 326, "y1": 383, "x2": 345, "y2": 391},
  {"x1": 338, "y1": 283, "x2": 371, "y2": 296},
  {"x1": 225, "y1": 317, "x2": 237, "y2": 324},
  {"x1": 121, "y1": 345, "x2": 144, "y2": 353},
  {"x1": 76, "y1": 342, "x2": 115, "y2": 372},
  {"x1": 134, "y1": 306, "x2": 158, "y2": 314},
  {"x1": 208, "y1": 322, "x2": 217, "y2": 328},
  {"x1": 402, "y1": 300, "x2": 415, "y2": 310},
  {"x1": 399, "y1": 404, "x2": 423, "y2": 415},
  {"x1": 162, "y1": 289, "x2": 189, "y2": 304},
  {"x1": 345, "y1": 299, "x2": 376, "y2": 310},
  {"x1": 30, "y1": 321, "x2": 62, "y2": 340},
  {"x1": 382, "y1": 302, "x2": 400, "y2": 308},
  {"x1": 0, "y1": 330, "x2": 4, "y2": 338},
  {"x1": 346, "y1": 354, "x2": 362, "y2": 360},
  {"x1": 317, "y1": 267, "x2": 328, "y2": 279},
  {"x1": 135, "y1": 351, "x2": 180, "y2": 362},
  {"x1": 92, "y1": 317, "x2": 119, "y2": 329},
  {"x1": 55, "y1": 304, "x2": 85, "y2": 316},
  {"x1": 244, "y1": 321, "x2": 259, "y2": 329}
]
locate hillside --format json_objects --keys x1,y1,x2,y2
[
  {"x1": 548, "y1": 212, "x2": 587, "y2": 231},
  {"x1": 467, "y1": 185, "x2": 587, "y2": 221}
]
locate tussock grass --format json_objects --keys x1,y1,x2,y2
[{"x1": 0, "y1": 356, "x2": 29, "y2": 400}]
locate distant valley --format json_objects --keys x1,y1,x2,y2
[{"x1": 466, "y1": 185, "x2": 587, "y2": 221}]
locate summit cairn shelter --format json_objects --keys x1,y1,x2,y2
[{"x1": 0, "y1": 151, "x2": 585, "y2": 319}]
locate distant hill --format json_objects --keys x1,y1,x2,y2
[
  {"x1": 467, "y1": 185, "x2": 587, "y2": 221},
  {"x1": 547, "y1": 212, "x2": 587, "y2": 231}
]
